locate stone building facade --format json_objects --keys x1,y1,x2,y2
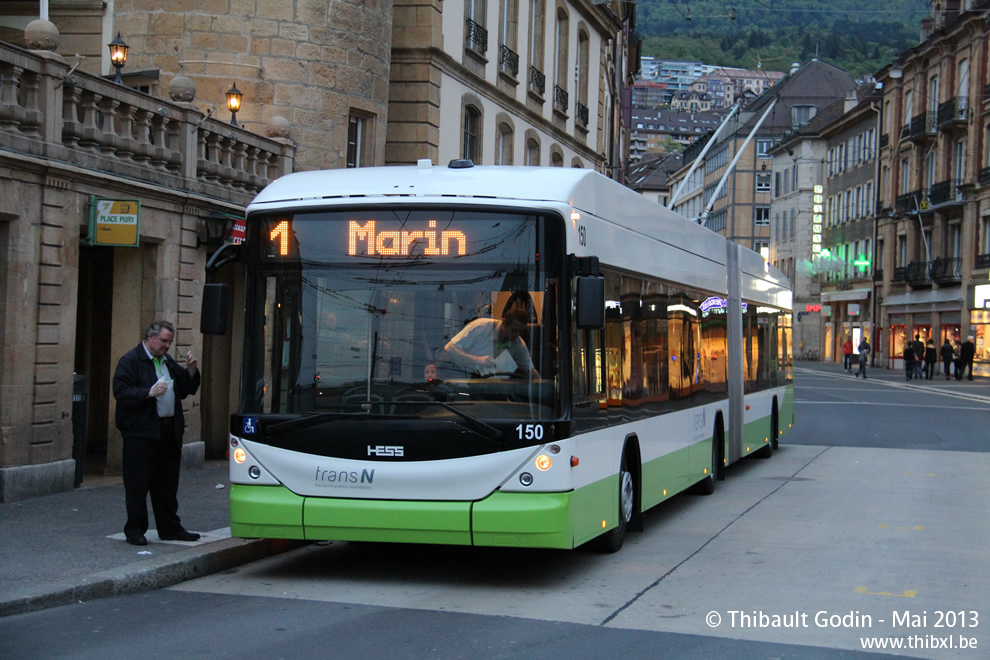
[{"x1": 875, "y1": 1, "x2": 990, "y2": 376}]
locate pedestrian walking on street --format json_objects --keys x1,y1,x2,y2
[
  {"x1": 113, "y1": 320, "x2": 202, "y2": 546},
  {"x1": 842, "y1": 336, "x2": 854, "y2": 372},
  {"x1": 924, "y1": 339, "x2": 937, "y2": 380},
  {"x1": 904, "y1": 342, "x2": 917, "y2": 381},
  {"x1": 959, "y1": 336, "x2": 976, "y2": 381},
  {"x1": 941, "y1": 338, "x2": 955, "y2": 380},
  {"x1": 855, "y1": 338, "x2": 870, "y2": 379},
  {"x1": 911, "y1": 334, "x2": 925, "y2": 380}
]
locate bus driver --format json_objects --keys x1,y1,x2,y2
[{"x1": 441, "y1": 293, "x2": 540, "y2": 379}]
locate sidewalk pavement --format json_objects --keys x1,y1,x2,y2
[
  {"x1": 0, "y1": 459, "x2": 302, "y2": 618},
  {"x1": 1, "y1": 362, "x2": 984, "y2": 619}
]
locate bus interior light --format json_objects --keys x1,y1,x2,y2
[{"x1": 535, "y1": 455, "x2": 552, "y2": 471}]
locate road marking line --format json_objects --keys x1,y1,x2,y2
[
  {"x1": 878, "y1": 524, "x2": 923, "y2": 530},
  {"x1": 855, "y1": 585, "x2": 918, "y2": 597}
]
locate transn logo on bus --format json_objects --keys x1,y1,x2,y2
[
  {"x1": 315, "y1": 467, "x2": 375, "y2": 484},
  {"x1": 368, "y1": 445, "x2": 404, "y2": 457},
  {"x1": 348, "y1": 220, "x2": 466, "y2": 257}
]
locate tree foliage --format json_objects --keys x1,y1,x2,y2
[{"x1": 636, "y1": 0, "x2": 930, "y2": 79}]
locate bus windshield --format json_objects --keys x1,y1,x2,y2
[{"x1": 240, "y1": 208, "x2": 562, "y2": 422}]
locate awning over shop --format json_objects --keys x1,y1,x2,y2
[
  {"x1": 882, "y1": 288, "x2": 964, "y2": 315},
  {"x1": 821, "y1": 288, "x2": 871, "y2": 302}
]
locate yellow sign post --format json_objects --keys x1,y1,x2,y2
[{"x1": 86, "y1": 197, "x2": 140, "y2": 246}]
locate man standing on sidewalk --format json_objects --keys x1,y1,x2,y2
[{"x1": 113, "y1": 320, "x2": 202, "y2": 546}]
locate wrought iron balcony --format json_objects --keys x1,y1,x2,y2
[
  {"x1": 977, "y1": 253, "x2": 990, "y2": 270},
  {"x1": 465, "y1": 19, "x2": 488, "y2": 55},
  {"x1": 905, "y1": 261, "x2": 933, "y2": 288},
  {"x1": 879, "y1": 133, "x2": 889, "y2": 149},
  {"x1": 937, "y1": 97, "x2": 969, "y2": 128},
  {"x1": 872, "y1": 269, "x2": 884, "y2": 282},
  {"x1": 895, "y1": 192, "x2": 916, "y2": 212},
  {"x1": 908, "y1": 111, "x2": 936, "y2": 140},
  {"x1": 927, "y1": 179, "x2": 963, "y2": 206},
  {"x1": 499, "y1": 45, "x2": 519, "y2": 77},
  {"x1": 576, "y1": 101, "x2": 589, "y2": 127},
  {"x1": 979, "y1": 166, "x2": 990, "y2": 186},
  {"x1": 528, "y1": 66, "x2": 545, "y2": 96},
  {"x1": 553, "y1": 85, "x2": 568, "y2": 114},
  {"x1": 892, "y1": 266, "x2": 908, "y2": 283},
  {"x1": 931, "y1": 257, "x2": 961, "y2": 284}
]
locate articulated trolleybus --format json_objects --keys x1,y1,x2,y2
[{"x1": 203, "y1": 160, "x2": 793, "y2": 552}]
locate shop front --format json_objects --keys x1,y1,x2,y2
[
  {"x1": 882, "y1": 289, "x2": 964, "y2": 373},
  {"x1": 821, "y1": 288, "x2": 872, "y2": 366}
]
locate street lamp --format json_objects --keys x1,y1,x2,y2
[
  {"x1": 225, "y1": 83, "x2": 243, "y2": 127},
  {"x1": 108, "y1": 32, "x2": 128, "y2": 85}
]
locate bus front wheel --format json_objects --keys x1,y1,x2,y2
[{"x1": 595, "y1": 451, "x2": 634, "y2": 553}]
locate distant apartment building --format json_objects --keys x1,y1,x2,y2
[
  {"x1": 628, "y1": 109, "x2": 721, "y2": 161},
  {"x1": 668, "y1": 60, "x2": 856, "y2": 267},
  {"x1": 631, "y1": 80, "x2": 668, "y2": 109}
]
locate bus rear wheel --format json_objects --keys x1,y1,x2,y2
[
  {"x1": 770, "y1": 404, "x2": 780, "y2": 450},
  {"x1": 595, "y1": 451, "x2": 634, "y2": 553},
  {"x1": 693, "y1": 418, "x2": 721, "y2": 495}
]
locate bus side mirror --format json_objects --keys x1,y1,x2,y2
[
  {"x1": 576, "y1": 276, "x2": 604, "y2": 329},
  {"x1": 201, "y1": 283, "x2": 230, "y2": 335}
]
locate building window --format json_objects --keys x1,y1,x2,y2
[
  {"x1": 553, "y1": 7, "x2": 569, "y2": 100},
  {"x1": 463, "y1": 105, "x2": 482, "y2": 162},
  {"x1": 346, "y1": 115, "x2": 364, "y2": 168},
  {"x1": 755, "y1": 206, "x2": 770, "y2": 226},
  {"x1": 525, "y1": 136, "x2": 540, "y2": 166},
  {"x1": 550, "y1": 150, "x2": 563, "y2": 167},
  {"x1": 756, "y1": 139, "x2": 773, "y2": 158},
  {"x1": 791, "y1": 104, "x2": 818, "y2": 126},
  {"x1": 496, "y1": 122, "x2": 513, "y2": 165},
  {"x1": 756, "y1": 173, "x2": 771, "y2": 192},
  {"x1": 754, "y1": 241, "x2": 769, "y2": 260}
]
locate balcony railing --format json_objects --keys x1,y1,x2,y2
[
  {"x1": 895, "y1": 191, "x2": 916, "y2": 212},
  {"x1": 979, "y1": 166, "x2": 990, "y2": 186},
  {"x1": 0, "y1": 42, "x2": 292, "y2": 202},
  {"x1": 465, "y1": 19, "x2": 488, "y2": 56},
  {"x1": 908, "y1": 111, "x2": 936, "y2": 140},
  {"x1": 931, "y1": 257, "x2": 961, "y2": 284},
  {"x1": 906, "y1": 261, "x2": 933, "y2": 287},
  {"x1": 879, "y1": 133, "x2": 889, "y2": 149},
  {"x1": 528, "y1": 66, "x2": 545, "y2": 97},
  {"x1": 936, "y1": 97, "x2": 969, "y2": 128},
  {"x1": 976, "y1": 253, "x2": 990, "y2": 269},
  {"x1": 575, "y1": 101, "x2": 589, "y2": 127},
  {"x1": 553, "y1": 85, "x2": 568, "y2": 114},
  {"x1": 892, "y1": 266, "x2": 908, "y2": 282},
  {"x1": 872, "y1": 269, "x2": 884, "y2": 282},
  {"x1": 499, "y1": 45, "x2": 518, "y2": 77},
  {"x1": 927, "y1": 179, "x2": 963, "y2": 206}
]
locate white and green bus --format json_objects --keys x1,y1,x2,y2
[{"x1": 204, "y1": 161, "x2": 794, "y2": 552}]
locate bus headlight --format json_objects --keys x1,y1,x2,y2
[
  {"x1": 535, "y1": 455, "x2": 552, "y2": 471},
  {"x1": 233, "y1": 447, "x2": 247, "y2": 464}
]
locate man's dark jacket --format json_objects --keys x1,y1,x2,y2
[{"x1": 113, "y1": 343, "x2": 201, "y2": 447}]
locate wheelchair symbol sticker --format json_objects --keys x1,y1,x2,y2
[{"x1": 242, "y1": 417, "x2": 258, "y2": 435}]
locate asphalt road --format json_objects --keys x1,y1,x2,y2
[{"x1": 2, "y1": 366, "x2": 987, "y2": 660}]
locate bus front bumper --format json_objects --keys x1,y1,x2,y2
[{"x1": 229, "y1": 483, "x2": 576, "y2": 549}]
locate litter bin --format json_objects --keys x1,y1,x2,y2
[{"x1": 72, "y1": 373, "x2": 87, "y2": 488}]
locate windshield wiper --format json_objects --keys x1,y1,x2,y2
[{"x1": 391, "y1": 400, "x2": 503, "y2": 442}]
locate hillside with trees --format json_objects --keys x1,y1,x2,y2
[{"x1": 636, "y1": 0, "x2": 931, "y2": 78}]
